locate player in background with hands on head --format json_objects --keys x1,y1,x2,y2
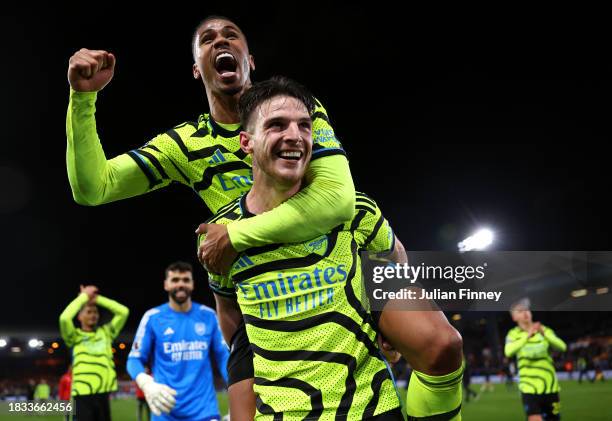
[{"x1": 59, "y1": 284, "x2": 129, "y2": 421}]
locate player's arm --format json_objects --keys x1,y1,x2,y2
[
  {"x1": 504, "y1": 331, "x2": 528, "y2": 357},
  {"x1": 126, "y1": 310, "x2": 155, "y2": 379},
  {"x1": 542, "y1": 325, "x2": 567, "y2": 352},
  {"x1": 127, "y1": 310, "x2": 177, "y2": 416},
  {"x1": 96, "y1": 295, "x2": 129, "y2": 339},
  {"x1": 58, "y1": 292, "x2": 89, "y2": 347},
  {"x1": 227, "y1": 155, "x2": 353, "y2": 250},
  {"x1": 356, "y1": 197, "x2": 463, "y2": 420},
  {"x1": 355, "y1": 195, "x2": 463, "y2": 373},
  {"x1": 208, "y1": 269, "x2": 244, "y2": 343},
  {"x1": 67, "y1": 49, "x2": 178, "y2": 206},
  {"x1": 210, "y1": 312, "x2": 230, "y2": 385},
  {"x1": 209, "y1": 272, "x2": 256, "y2": 419}
]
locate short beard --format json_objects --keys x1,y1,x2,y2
[{"x1": 169, "y1": 289, "x2": 191, "y2": 305}]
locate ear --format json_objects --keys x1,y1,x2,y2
[
  {"x1": 163, "y1": 278, "x2": 170, "y2": 292},
  {"x1": 193, "y1": 63, "x2": 201, "y2": 80},
  {"x1": 249, "y1": 54, "x2": 256, "y2": 72},
  {"x1": 240, "y1": 131, "x2": 254, "y2": 154}
]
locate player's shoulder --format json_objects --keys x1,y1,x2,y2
[
  {"x1": 147, "y1": 116, "x2": 206, "y2": 147},
  {"x1": 141, "y1": 304, "x2": 167, "y2": 319},
  {"x1": 194, "y1": 302, "x2": 219, "y2": 319},
  {"x1": 206, "y1": 196, "x2": 243, "y2": 224},
  {"x1": 507, "y1": 326, "x2": 524, "y2": 338},
  {"x1": 193, "y1": 302, "x2": 215, "y2": 313},
  {"x1": 311, "y1": 97, "x2": 333, "y2": 125},
  {"x1": 355, "y1": 191, "x2": 381, "y2": 214}
]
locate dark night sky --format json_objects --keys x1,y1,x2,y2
[{"x1": 1, "y1": 5, "x2": 611, "y2": 332}]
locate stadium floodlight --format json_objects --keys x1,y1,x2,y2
[
  {"x1": 0, "y1": 338, "x2": 7, "y2": 348},
  {"x1": 596, "y1": 287, "x2": 609, "y2": 295},
  {"x1": 458, "y1": 228, "x2": 494, "y2": 252},
  {"x1": 28, "y1": 338, "x2": 41, "y2": 349},
  {"x1": 571, "y1": 289, "x2": 588, "y2": 298}
]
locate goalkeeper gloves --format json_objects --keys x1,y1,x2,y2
[{"x1": 136, "y1": 372, "x2": 177, "y2": 416}]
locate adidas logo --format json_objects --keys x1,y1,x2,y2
[
  {"x1": 163, "y1": 327, "x2": 175, "y2": 336},
  {"x1": 233, "y1": 255, "x2": 254, "y2": 270},
  {"x1": 207, "y1": 149, "x2": 227, "y2": 165}
]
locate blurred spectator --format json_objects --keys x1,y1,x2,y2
[
  {"x1": 58, "y1": 366, "x2": 72, "y2": 401},
  {"x1": 34, "y1": 379, "x2": 50, "y2": 401}
]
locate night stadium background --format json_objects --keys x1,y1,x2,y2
[{"x1": 1, "y1": 4, "x2": 611, "y2": 420}]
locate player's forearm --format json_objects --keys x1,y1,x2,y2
[
  {"x1": 96, "y1": 295, "x2": 129, "y2": 316},
  {"x1": 227, "y1": 155, "x2": 354, "y2": 251},
  {"x1": 59, "y1": 293, "x2": 88, "y2": 340},
  {"x1": 213, "y1": 344, "x2": 230, "y2": 385},
  {"x1": 214, "y1": 294, "x2": 243, "y2": 344},
  {"x1": 66, "y1": 89, "x2": 148, "y2": 205},
  {"x1": 544, "y1": 328, "x2": 567, "y2": 352},
  {"x1": 96, "y1": 295, "x2": 130, "y2": 333},
  {"x1": 126, "y1": 357, "x2": 146, "y2": 380},
  {"x1": 504, "y1": 336, "x2": 528, "y2": 357}
]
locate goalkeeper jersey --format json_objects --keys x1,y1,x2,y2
[
  {"x1": 505, "y1": 325, "x2": 567, "y2": 394},
  {"x1": 208, "y1": 192, "x2": 399, "y2": 420},
  {"x1": 59, "y1": 294, "x2": 129, "y2": 396},
  {"x1": 127, "y1": 302, "x2": 229, "y2": 420}
]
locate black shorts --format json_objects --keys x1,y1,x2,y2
[
  {"x1": 227, "y1": 320, "x2": 254, "y2": 387},
  {"x1": 521, "y1": 393, "x2": 560, "y2": 420},
  {"x1": 74, "y1": 392, "x2": 110, "y2": 421}
]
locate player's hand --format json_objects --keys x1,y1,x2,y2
[
  {"x1": 68, "y1": 49, "x2": 116, "y2": 92},
  {"x1": 377, "y1": 335, "x2": 401, "y2": 364},
  {"x1": 528, "y1": 322, "x2": 541, "y2": 337},
  {"x1": 80, "y1": 284, "x2": 99, "y2": 303},
  {"x1": 136, "y1": 373, "x2": 177, "y2": 416},
  {"x1": 195, "y1": 223, "x2": 238, "y2": 275}
]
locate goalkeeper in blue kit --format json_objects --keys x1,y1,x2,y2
[{"x1": 127, "y1": 262, "x2": 229, "y2": 421}]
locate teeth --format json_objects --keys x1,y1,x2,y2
[
  {"x1": 279, "y1": 151, "x2": 301, "y2": 158},
  {"x1": 216, "y1": 52, "x2": 234, "y2": 63}
]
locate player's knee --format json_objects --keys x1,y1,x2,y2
[{"x1": 424, "y1": 327, "x2": 463, "y2": 375}]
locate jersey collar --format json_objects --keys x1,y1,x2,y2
[
  {"x1": 239, "y1": 193, "x2": 255, "y2": 218},
  {"x1": 208, "y1": 116, "x2": 242, "y2": 138}
]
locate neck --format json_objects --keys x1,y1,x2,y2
[
  {"x1": 246, "y1": 169, "x2": 301, "y2": 214},
  {"x1": 206, "y1": 83, "x2": 251, "y2": 124},
  {"x1": 169, "y1": 298, "x2": 192, "y2": 313},
  {"x1": 80, "y1": 325, "x2": 94, "y2": 332}
]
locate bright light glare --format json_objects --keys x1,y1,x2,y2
[
  {"x1": 571, "y1": 289, "x2": 588, "y2": 298},
  {"x1": 458, "y1": 228, "x2": 494, "y2": 252}
]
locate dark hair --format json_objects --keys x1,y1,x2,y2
[
  {"x1": 238, "y1": 76, "x2": 316, "y2": 130},
  {"x1": 165, "y1": 261, "x2": 193, "y2": 276},
  {"x1": 192, "y1": 15, "x2": 246, "y2": 60}
]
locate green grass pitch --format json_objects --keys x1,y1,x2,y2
[{"x1": 2, "y1": 380, "x2": 609, "y2": 420}]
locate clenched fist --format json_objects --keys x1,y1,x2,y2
[{"x1": 68, "y1": 48, "x2": 116, "y2": 92}]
